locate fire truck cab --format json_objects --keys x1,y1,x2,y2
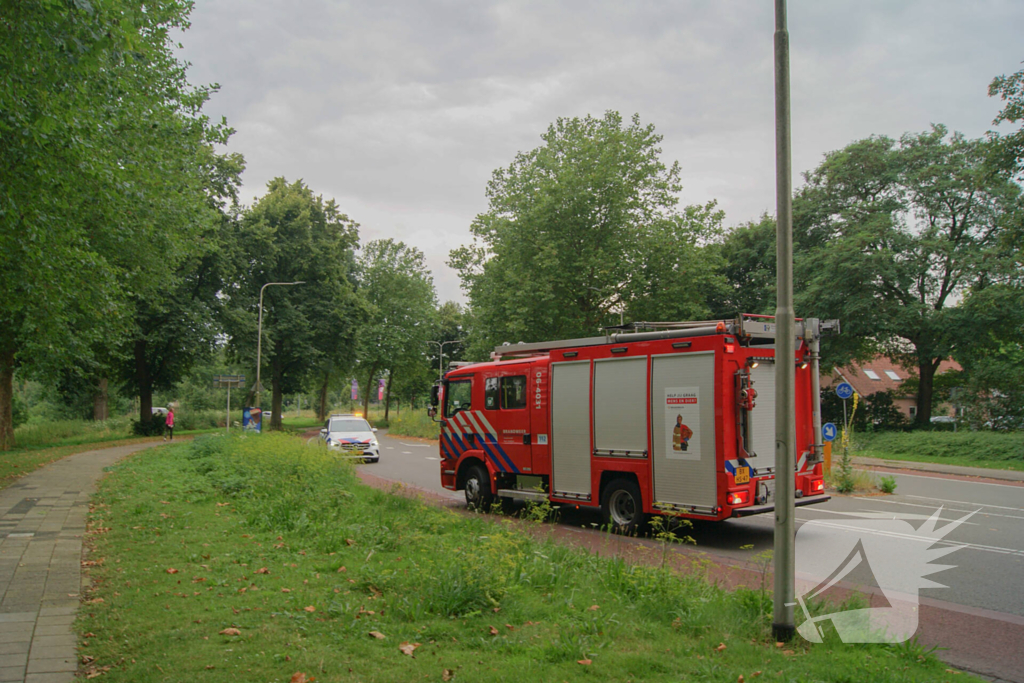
[{"x1": 432, "y1": 315, "x2": 835, "y2": 530}]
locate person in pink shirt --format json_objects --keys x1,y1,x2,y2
[{"x1": 164, "y1": 406, "x2": 175, "y2": 441}]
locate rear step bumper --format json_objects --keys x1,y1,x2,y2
[{"x1": 731, "y1": 494, "x2": 831, "y2": 518}]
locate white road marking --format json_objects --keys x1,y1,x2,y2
[
  {"x1": 426, "y1": 457, "x2": 439, "y2": 461},
  {"x1": 802, "y1": 518, "x2": 1024, "y2": 558},
  {"x1": 399, "y1": 442, "x2": 431, "y2": 448},
  {"x1": 905, "y1": 494, "x2": 1024, "y2": 514},
  {"x1": 854, "y1": 497, "x2": 1017, "y2": 521},
  {"x1": 402, "y1": 451, "x2": 412, "y2": 454}
]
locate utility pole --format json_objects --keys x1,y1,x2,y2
[
  {"x1": 256, "y1": 281, "x2": 305, "y2": 410},
  {"x1": 772, "y1": 0, "x2": 797, "y2": 643},
  {"x1": 425, "y1": 340, "x2": 463, "y2": 380}
]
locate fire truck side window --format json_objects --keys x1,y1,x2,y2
[
  {"x1": 445, "y1": 379, "x2": 472, "y2": 417},
  {"x1": 484, "y1": 377, "x2": 499, "y2": 410},
  {"x1": 500, "y1": 376, "x2": 527, "y2": 409}
]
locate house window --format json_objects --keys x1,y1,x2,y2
[
  {"x1": 864, "y1": 369, "x2": 881, "y2": 380},
  {"x1": 885, "y1": 370, "x2": 902, "y2": 381},
  {"x1": 909, "y1": 406, "x2": 917, "y2": 418}
]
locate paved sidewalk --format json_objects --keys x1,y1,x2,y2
[
  {"x1": 852, "y1": 456, "x2": 1024, "y2": 482},
  {"x1": 0, "y1": 442, "x2": 164, "y2": 683}
]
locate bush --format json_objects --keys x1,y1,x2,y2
[
  {"x1": 385, "y1": 409, "x2": 440, "y2": 439},
  {"x1": 15, "y1": 417, "x2": 133, "y2": 447}
]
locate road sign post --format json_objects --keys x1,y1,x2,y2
[{"x1": 213, "y1": 375, "x2": 246, "y2": 433}]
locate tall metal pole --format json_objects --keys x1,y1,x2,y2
[
  {"x1": 256, "y1": 281, "x2": 305, "y2": 410},
  {"x1": 772, "y1": 0, "x2": 797, "y2": 643}
]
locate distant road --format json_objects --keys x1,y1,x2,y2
[{"x1": 365, "y1": 431, "x2": 1024, "y2": 682}]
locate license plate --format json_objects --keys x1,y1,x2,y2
[{"x1": 734, "y1": 466, "x2": 750, "y2": 484}]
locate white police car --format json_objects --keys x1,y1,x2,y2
[{"x1": 320, "y1": 414, "x2": 380, "y2": 462}]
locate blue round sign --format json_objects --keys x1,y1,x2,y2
[
  {"x1": 835, "y1": 382, "x2": 854, "y2": 400},
  {"x1": 822, "y1": 422, "x2": 838, "y2": 442}
]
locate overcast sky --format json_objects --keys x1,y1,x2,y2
[{"x1": 176, "y1": 0, "x2": 1024, "y2": 303}]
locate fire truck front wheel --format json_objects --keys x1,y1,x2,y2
[
  {"x1": 601, "y1": 478, "x2": 646, "y2": 534},
  {"x1": 463, "y1": 464, "x2": 494, "y2": 511}
]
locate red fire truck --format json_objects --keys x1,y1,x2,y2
[{"x1": 429, "y1": 315, "x2": 836, "y2": 531}]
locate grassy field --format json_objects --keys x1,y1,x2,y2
[
  {"x1": 0, "y1": 438, "x2": 164, "y2": 489},
  {"x1": 76, "y1": 433, "x2": 969, "y2": 683},
  {"x1": 854, "y1": 431, "x2": 1024, "y2": 472}
]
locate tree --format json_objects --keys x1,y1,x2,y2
[
  {"x1": 223, "y1": 178, "x2": 362, "y2": 430},
  {"x1": 793, "y1": 127, "x2": 1020, "y2": 425},
  {"x1": 0, "y1": 0, "x2": 231, "y2": 449},
  {"x1": 707, "y1": 214, "x2": 778, "y2": 318},
  {"x1": 451, "y1": 111, "x2": 722, "y2": 358},
  {"x1": 356, "y1": 240, "x2": 437, "y2": 419}
]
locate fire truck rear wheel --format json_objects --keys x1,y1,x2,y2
[
  {"x1": 464, "y1": 464, "x2": 494, "y2": 511},
  {"x1": 601, "y1": 477, "x2": 646, "y2": 534}
]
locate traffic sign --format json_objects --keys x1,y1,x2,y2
[
  {"x1": 835, "y1": 382, "x2": 854, "y2": 400},
  {"x1": 822, "y1": 422, "x2": 838, "y2": 442}
]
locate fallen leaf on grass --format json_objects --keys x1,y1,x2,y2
[
  {"x1": 714, "y1": 643, "x2": 727, "y2": 652},
  {"x1": 588, "y1": 605, "x2": 599, "y2": 611},
  {"x1": 166, "y1": 568, "x2": 179, "y2": 574},
  {"x1": 345, "y1": 538, "x2": 355, "y2": 546},
  {"x1": 219, "y1": 628, "x2": 241, "y2": 636},
  {"x1": 290, "y1": 674, "x2": 308, "y2": 683},
  {"x1": 205, "y1": 665, "x2": 215, "y2": 670},
  {"x1": 782, "y1": 650, "x2": 795, "y2": 656},
  {"x1": 357, "y1": 607, "x2": 375, "y2": 616},
  {"x1": 81, "y1": 655, "x2": 95, "y2": 665},
  {"x1": 160, "y1": 501, "x2": 171, "y2": 505},
  {"x1": 216, "y1": 502, "x2": 230, "y2": 507},
  {"x1": 491, "y1": 607, "x2": 500, "y2": 613},
  {"x1": 337, "y1": 566, "x2": 347, "y2": 573},
  {"x1": 738, "y1": 676, "x2": 745, "y2": 683},
  {"x1": 256, "y1": 567, "x2": 270, "y2": 575},
  {"x1": 281, "y1": 588, "x2": 291, "y2": 593},
  {"x1": 577, "y1": 659, "x2": 592, "y2": 666},
  {"x1": 505, "y1": 624, "x2": 514, "y2": 631},
  {"x1": 775, "y1": 642, "x2": 784, "y2": 648},
  {"x1": 83, "y1": 632, "x2": 96, "y2": 638},
  {"x1": 488, "y1": 626, "x2": 499, "y2": 636},
  {"x1": 753, "y1": 673, "x2": 762, "y2": 678},
  {"x1": 86, "y1": 598, "x2": 104, "y2": 604},
  {"x1": 303, "y1": 606, "x2": 316, "y2": 613},
  {"x1": 368, "y1": 631, "x2": 386, "y2": 640},
  {"x1": 442, "y1": 669, "x2": 454, "y2": 681},
  {"x1": 399, "y1": 642, "x2": 420, "y2": 657}
]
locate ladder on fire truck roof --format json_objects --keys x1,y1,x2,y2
[{"x1": 491, "y1": 314, "x2": 839, "y2": 359}]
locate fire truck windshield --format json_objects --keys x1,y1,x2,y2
[{"x1": 444, "y1": 378, "x2": 472, "y2": 417}]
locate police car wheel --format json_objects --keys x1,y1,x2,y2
[
  {"x1": 601, "y1": 477, "x2": 646, "y2": 534},
  {"x1": 464, "y1": 465, "x2": 494, "y2": 511}
]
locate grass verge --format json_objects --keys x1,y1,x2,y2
[
  {"x1": 854, "y1": 431, "x2": 1024, "y2": 472},
  {"x1": 78, "y1": 433, "x2": 970, "y2": 682}
]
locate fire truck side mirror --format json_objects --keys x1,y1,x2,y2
[{"x1": 430, "y1": 385, "x2": 440, "y2": 406}]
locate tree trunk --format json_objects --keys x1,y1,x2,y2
[
  {"x1": 135, "y1": 340, "x2": 153, "y2": 425},
  {"x1": 0, "y1": 346, "x2": 15, "y2": 451},
  {"x1": 270, "y1": 341, "x2": 284, "y2": 430},
  {"x1": 384, "y1": 370, "x2": 394, "y2": 421},
  {"x1": 317, "y1": 372, "x2": 330, "y2": 421},
  {"x1": 362, "y1": 365, "x2": 377, "y2": 418},
  {"x1": 916, "y1": 359, "x2": 940, "y2": 426},
  {"x1": 93, "y1": 378, "x2": 109, "y2": 422}
]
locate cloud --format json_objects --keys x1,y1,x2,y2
[{"x1": 177, "y1": 0, "x2": 1024, "y2": 302}]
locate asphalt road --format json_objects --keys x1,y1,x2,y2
[{"x1": 364, "y1": 430, "x2": 1024, "y2": 681}]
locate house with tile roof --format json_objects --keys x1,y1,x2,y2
[{"x1": 823, "y1": 355, "x2": 961, "y2": 420}]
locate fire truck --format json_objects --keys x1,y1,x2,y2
[{"x1": 429, "y1": 315, "x2": 837, "y2": 532}]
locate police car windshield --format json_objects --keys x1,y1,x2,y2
[{"x1": 329, "y1": 418, "x2": 371, "y2": 432}]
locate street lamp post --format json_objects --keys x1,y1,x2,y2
[
  {"x1": 426, "y1": 340, "x2": 463, "y2": 380},
  {"x1": 256, "y1": 281, "x2": 305, "y2": 410}
]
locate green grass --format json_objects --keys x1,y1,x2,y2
[
  {"x1": 379, "y1": 409, "x2": 439, "y2": 440},
  {"x1": 0, "y1": 438, "x2": 162, "y2": 489},
  {"x1": 14, "y1": 417, "x2": 134, "y2": 448},
  {"x1": 76, "y1": 433, "x2": 972, "y2": 683},
  {"x1": 855, "y1": 431, "x2": 1024, "y2": 472}
]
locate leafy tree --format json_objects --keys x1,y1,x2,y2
[
  {"x1": 222, "y1": 178, "x2": 362, "y2": 430},
  {"x1": 793, "y1": 127, "x2": 1020, "y2": 425},
  {"x1": 356, "y1": 239, "x2": 437, "y2": 419},
  {"x1": 0, "y1": 0, "x2": 230, "y2": 449},
  {"x1": 451, "y1": 112, "x2": 721, "y2": 358},
  {"x1": 707, "y1": 214, "x2": 778, "y2": 318}
]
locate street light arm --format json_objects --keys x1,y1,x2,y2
[{"x1": 255, "y1": 281, "x2": 306, "y2": 411}]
